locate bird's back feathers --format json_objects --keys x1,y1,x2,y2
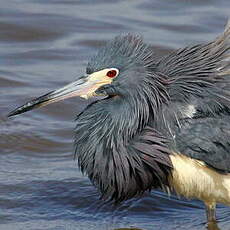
[
  {"x1": 156, "y1": 20, "x2": 230, "y2": 173},
  {"x1": 157, "y1": 20, "x2": 230, "y2": 117},
  {"x1": 157, "y1": 19, "x2": 230, "y2": 79}
]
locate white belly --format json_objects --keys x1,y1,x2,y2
[{"x1": 169, "y1": 153, "x2": 230, "y2": 206}]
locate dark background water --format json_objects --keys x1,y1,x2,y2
[{"x1": 1, "y1": 1, "x2": 230, "y2": 230}]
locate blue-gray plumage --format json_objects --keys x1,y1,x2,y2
[
  {"x1": 174, "y1": 116, "x2": 230, "y2": 172},
  {"x1": 8, "y1": 20, "x2": 230, "y2": 225}
]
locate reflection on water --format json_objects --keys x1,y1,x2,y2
[
  {"x1": 207, "y1": 222, "x2": 221, "y2": 230},
  {"x1": 1, "y1": 0, "x2": 230, "y2": 230},
  {"x1": 114, "y1": 228, "x2": 143, "y2": 230}
]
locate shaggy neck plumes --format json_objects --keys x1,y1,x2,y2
[{"x1": 75, "y1": 86, "x2": 172, "y2": 202}]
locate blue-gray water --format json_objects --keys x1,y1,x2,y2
[{"x1": 1, "y1": 1, "x2": 230, "y2": 229}]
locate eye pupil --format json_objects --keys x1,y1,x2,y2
[{"x1": 107, "y1": 70, "x2": 117, "y2": 78}]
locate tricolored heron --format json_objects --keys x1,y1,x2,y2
[{"x1": 8, "y1": 20, "x2": 230, "y2": 224}]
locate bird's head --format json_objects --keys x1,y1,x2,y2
[{"x1": 8, "y1": 34, "x2": 168, "y2": 117}]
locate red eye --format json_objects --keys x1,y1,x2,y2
[{"x1": 106, "y1": 69, "x2": 118, "y2": 78}]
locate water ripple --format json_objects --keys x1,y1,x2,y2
[{"x1": 1, "y1": 0, "x2": 230, "y2": 230}]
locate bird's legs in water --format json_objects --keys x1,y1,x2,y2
[
  {"x1": 207, "y1": 221, "x2": 220, "y2": 230},
  {"x1": 204, "y1": 202, "x2": 221, "y2": 230},
  {"x1": 204, "y1": 201, "x2": 217, "y2": 222},
  {"x1": 205, "y1": 201, "x2": 216, "y2": 222}
]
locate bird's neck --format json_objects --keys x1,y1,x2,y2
[
  {"x1": 75, "y1": 96, "x2": 172, "y2": 202},
  {"x1": 75, "y1": 96, "x2": 148, "y2": 157}
]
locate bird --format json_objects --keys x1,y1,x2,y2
[{"x1": 8, "y1": 20, "x2": 230, "y2": 225}]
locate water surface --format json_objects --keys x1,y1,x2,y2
[{"x1": 1, "y1": 0, "x2": 230, "y2": 229}]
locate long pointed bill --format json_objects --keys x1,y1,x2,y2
[{"x1": 8, "y1": 69, "x2": 114, "y2": 117}]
